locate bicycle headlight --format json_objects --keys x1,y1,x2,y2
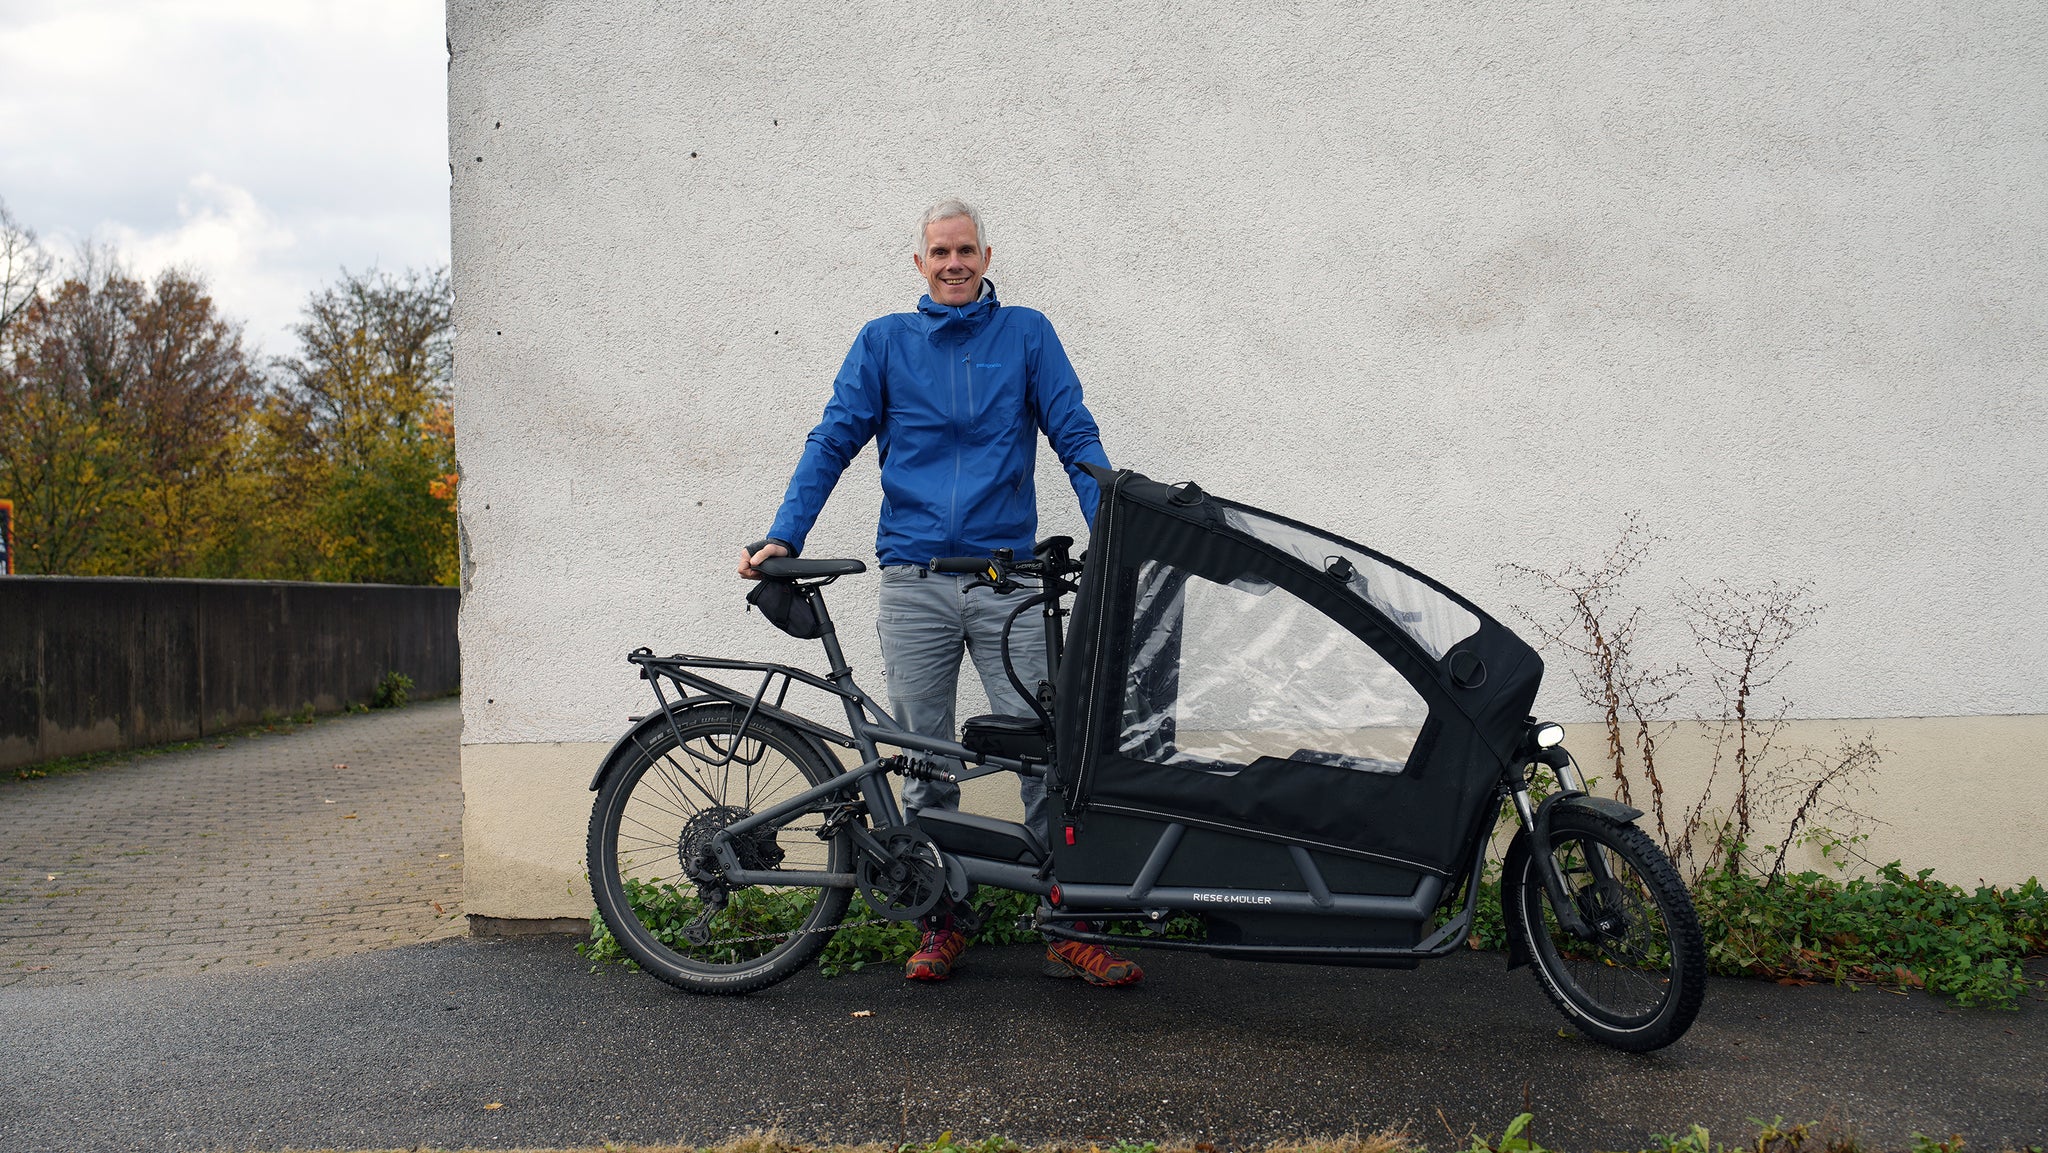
[{"x1": 1532, "y1": 721, "x2": 1565, "y2": 749}]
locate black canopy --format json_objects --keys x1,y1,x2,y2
[{"x1": 1053, "y1": 469, "x2": 1544, "y2": 876}]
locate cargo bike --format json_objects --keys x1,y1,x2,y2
[{"x1": 587, "y1": 468, "x2": 1707, "y2": 1050}]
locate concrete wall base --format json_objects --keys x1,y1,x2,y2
[
  {"x1": 466, "y1": 914, "x2": 590, "y2": 937},
  {"x1": 462, "y1": 714, "x2": 2048, "y2": 920}
]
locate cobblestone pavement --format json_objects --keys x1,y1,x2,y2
[{"x1": 0, "y1": 700, "x2": 463, "y2": 988}]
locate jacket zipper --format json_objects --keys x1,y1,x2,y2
[{"x1": 947, "y1": 346, "x2": 962, "y2": 557}]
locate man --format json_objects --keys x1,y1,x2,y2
[{"x1": 740, "y1": 198, "x2": 1141, "y2": 988}]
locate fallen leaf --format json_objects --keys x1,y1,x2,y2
[
  {"x1": 437, "y1": 853, "x2": 452, "y2": 859},
  {"x1": 45, "y1": 874, "x2": 57, "y2": 881},
  {"x1": 323, "y1": 799, "x2": 334, "y2": 804},
  {"x1": 25, "y1": 965, "x2": 51, "y2": 972},
  {"x1": 342, "y1": 813, "x2": 359, "y2": 820},
  {"x1": 334, "y1": 763, "x2": 347, "y2": 770},
  {"x1": 851, "y1": 1009, "x2": 873, "y2": 1018},
  {"x1": 213, "y1": 744, "x2": 226, "y2": 749},
  {"x1": 483, "y1": 1102, "x2": 502, "y2": 1110},
  {"x1": 431, "y1": 902, "x2": 446, "y2": 914}
]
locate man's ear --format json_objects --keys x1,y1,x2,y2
[{"x1": 912, "y1": 252, "x2": 927, "y2": 275}]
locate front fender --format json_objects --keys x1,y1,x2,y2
[
  {"x1": 1551, "y1": 793, "x2": 1644, "y2": 825},
  {"x1": 1501, "y1": 829, "x2": 1533, "y2": 970}
]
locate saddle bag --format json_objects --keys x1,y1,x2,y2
[{"x1": 746, "y1": 580, "x2": 824, "y2": 639}]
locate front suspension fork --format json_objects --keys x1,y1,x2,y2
[{"x1": 1508, "y1": 749, "x2": 1603, "y2": 941}]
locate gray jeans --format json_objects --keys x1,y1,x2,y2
[{"x1": 876, "y1": 565, "x2": 1050, "y2": 835}]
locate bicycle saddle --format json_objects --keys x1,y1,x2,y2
[{"x1": 755, "y1": 556, "x2": 867, "y2": 579}]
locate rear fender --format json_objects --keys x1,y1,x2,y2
[
  {"x1": 589, "y1": 700, "x2": 716, "y2": 790},
  {"x1": 587, "y1": 698, "x2": 851, "y2": 792}
]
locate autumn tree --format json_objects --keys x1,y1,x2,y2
[
  {"x1": 0, "y1": 249, "x2": 259, "y2": 575},
  {"x1": 264, "y1": 267, "x2": 456, "y2": 585},
  {"x1": 0, "y1": 200, "x2": 455, "y2": 586},
  {"x1": 0, "y1": 197, "x2": 53, "y2": 352}
]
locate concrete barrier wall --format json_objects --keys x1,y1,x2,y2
[{"x1": 0, "y1": 577, "x2": 459, "y2": 771}]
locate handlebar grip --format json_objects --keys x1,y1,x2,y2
[{"x1": 930, "y1": 557, "x2": 994, "y2": 575}]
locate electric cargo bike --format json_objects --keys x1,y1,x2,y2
[{"x1": 586, "y1": 468, "x2": 1707, "y2": 1050}]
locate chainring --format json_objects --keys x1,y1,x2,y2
[{"x1": 856, "y1": 827, "x2": 947, "y2": 922}]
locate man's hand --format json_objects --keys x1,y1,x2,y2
[{"x1": 738, "y1": 540, "x2": 790, "y2": 580}]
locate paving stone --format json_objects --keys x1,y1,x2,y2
[{"x1": 0, "y1": 701, "x2": 464, "y2": 988}]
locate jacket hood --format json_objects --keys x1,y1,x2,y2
[{"x1": 916, "y1": 279, "x2": 999, "y2": 343}]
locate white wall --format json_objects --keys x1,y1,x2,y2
[{"x1": 448, "y1": 2, "x2": 2048, "y2": 911}]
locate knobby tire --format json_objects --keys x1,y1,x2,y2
[
  {"x1": 1513, "y1": 808, "x2": 1706, "y2": 1051},
  {"x1": 588, "y1": 704, "x2": 852, "y2": 994}
]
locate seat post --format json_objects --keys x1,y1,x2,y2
[{"x1": 809, "y1": 586, "x2": 853, "y2": 680}]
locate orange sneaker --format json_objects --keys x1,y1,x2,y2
[
  {"x1": 1043, "y1": 938, "x2": 1143, "y2": 987},
  {"x1": 904, "y1": 928, "x2": 969, "y2": 981}
]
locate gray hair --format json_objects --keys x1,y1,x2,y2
[{"x1": 914, "y1": 198, "x2": 986, "y2": 255}]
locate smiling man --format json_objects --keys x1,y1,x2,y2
[{"x1": 740, "y1": 197, "x2": 1138, "y2": 988}]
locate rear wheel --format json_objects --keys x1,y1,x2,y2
[
  {"x1": 1513, "y1": 808, "x2": 1705, "y2": 1050},
  {"x1": 588, "y1": 705, "x2": 854, "y2": 994}
]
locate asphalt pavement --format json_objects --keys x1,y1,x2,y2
[
  {"x1": 1, "y1": 934, "x2": 2043, "y2": 1152},
  {"x1": 2, "y1": 699, "x2": 2043, "y2": 1152}
]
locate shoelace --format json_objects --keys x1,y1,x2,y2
[{"x1": 1060, "y1": 942, "x2": 1121, "y2": 971}]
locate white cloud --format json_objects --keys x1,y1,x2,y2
[
  {"x1": 0, "y1": 0, "x2": 449, "y2": 354},
  {"x1": 98, "y1": 174, "x2": 304, "y2": 346}
]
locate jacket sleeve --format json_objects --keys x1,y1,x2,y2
[
  {"x1": 1025, "y1": 316, "x2": 1111, "y2": 526},
  {"x1": 765, "y1": 325, "x2": 886, "y2": 554}
]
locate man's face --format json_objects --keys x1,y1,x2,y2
[{"x1": 913, "y1": 215, "x2": 991, "y2": 306}]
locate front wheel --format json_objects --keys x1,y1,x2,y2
[
  {"x1": 588, "y1": 705, "x2": 854, "y2": 994},
  {"x1": 1511, "y1": 808, "x2": 1706, "y2": 1051}
]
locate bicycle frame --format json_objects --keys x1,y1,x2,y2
[
  {"x1": 621, "y1": 578, "x2": 1523, "y2": 963},
  {"x1": 625, "y1": 581, "x2": 1061, "y2": 898},
  {"x1": 589, "y1": 469, "x2": 1707, "y2": 1050}
]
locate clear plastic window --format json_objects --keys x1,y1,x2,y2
[
  {"x1": 1218, "y1": 506, "x2": 1480, "y2": 661},
  {"x1": 1119, "y1": 561, "x2": 1430, "y2": 774}
]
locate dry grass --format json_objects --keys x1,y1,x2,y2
[{"x1": 242, "y1": 1127, "x2": 1419, "y2": 1153}]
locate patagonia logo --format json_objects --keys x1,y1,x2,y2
[{"x1": 973, "y1": 362, "x2": 1003, "y2": 370}]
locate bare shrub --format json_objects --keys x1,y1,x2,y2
[{"x1": 1504, "y1": 518, "x2": 1883, "y2": 883}]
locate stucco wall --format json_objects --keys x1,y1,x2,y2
[{"x1": 448, "y1": 3, "x2": 2048, "y2": 914}]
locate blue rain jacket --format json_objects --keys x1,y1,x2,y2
[{"x1": 766, "y1": 283, "x2": 1109, "y2": 566}]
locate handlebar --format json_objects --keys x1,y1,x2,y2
[
  {"x1": 926, "y1": 537, "x2": 1083, "y2": 736},
  {"x1": 929, "y1": 535, "x2": 1083, "y2": 586}
]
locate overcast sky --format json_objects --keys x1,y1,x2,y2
[{"x1": 0, "y1": 0, "x2": 448, "y2": 354}]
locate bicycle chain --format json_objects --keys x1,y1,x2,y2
[{"x1": 693, "y1": 914, "x2": 895, "y2": 948}]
